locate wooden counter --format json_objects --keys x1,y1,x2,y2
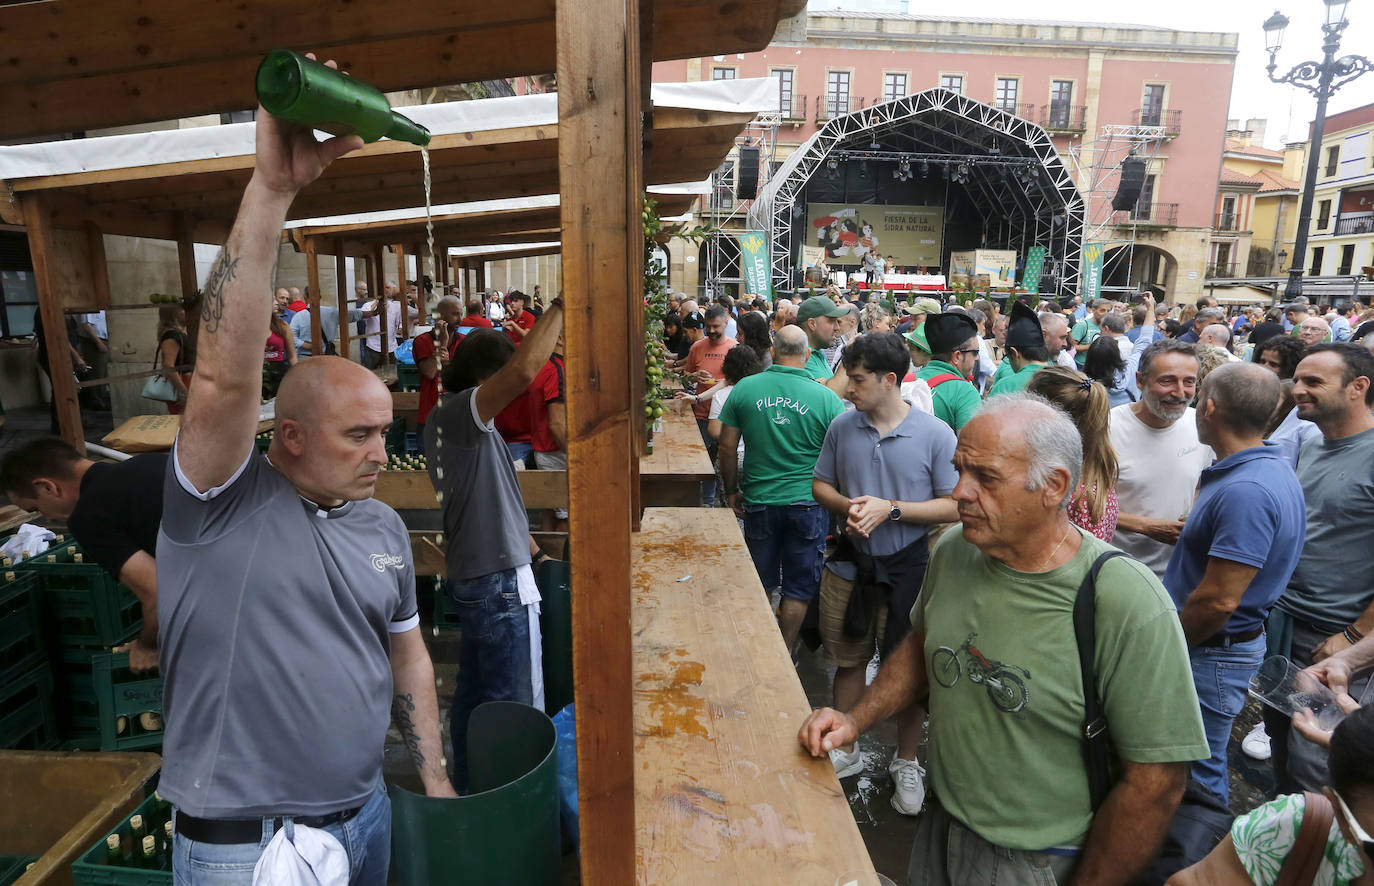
[
  {"x1": 632, "y1": 508, "x2": 874, "y2": 883},
  {"x1": 640, "y1": 409, "x2": 716, "y2": 508}
]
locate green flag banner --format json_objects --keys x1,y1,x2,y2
[
  {"x1": 737, "y1": 231, "x2": 772, "y2": 299},
  {"x1": 1079, "y1": 242, "x2": 1105, "y2": 301},
  {"x1": 1022, "y1": 245, "x2": 1047, "y2": 294}
]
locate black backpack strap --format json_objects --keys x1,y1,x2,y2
[{"x1": 1074, "y1": 550, "x2": 1128, "y2": 812}]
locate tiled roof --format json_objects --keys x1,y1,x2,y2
[
  {"x1": 1225, "y1": 139, "x2": 1285, "y2": 160},
  {"x1": 1220, "y1": 167, "x2": 1262, "y2": 187},
  {"x1": 1256, "y1": 169, "x2": 1300, "y2": 194}
]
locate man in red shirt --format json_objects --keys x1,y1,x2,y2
[
  {"x1": 463, "y1": 300, "x2": 494, "y2": 330},
  {"x1": 502, "y1": 291, "x2": 537, "y2": 344},
  {"x1": 684, "y1": 305, "x2": 735, "y2": 505},
  {"x1": 529, "y1": 339, "x2": 568, "y2": 543},
  {"x1": 414, "y1": 296, "x2": 464, "y2": 445}
]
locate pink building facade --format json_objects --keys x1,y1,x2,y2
[{"x1": 654, "y1": 11, "x2": 1238, "y2": 300}]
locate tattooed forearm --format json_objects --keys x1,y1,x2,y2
[
  {"x1": 391, "y1": 692, "x2": 424, "y2": 771},
  {"x1": 200, "y1": 250, "x2": 239, "y2": 334}
]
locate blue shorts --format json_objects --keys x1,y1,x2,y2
[{"x1": 742, "y1": 501, "x2": 829, "y2": 602}]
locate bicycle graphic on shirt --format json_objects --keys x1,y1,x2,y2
[{"x1": 931, "y1": 633, "x2": 1031, "y2": 714}]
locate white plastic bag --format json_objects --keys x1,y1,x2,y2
[{"x1": 251, "y1": 823, "x2": 348, "y2": 886}]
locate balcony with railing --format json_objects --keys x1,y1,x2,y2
[
  {"x1": 1205, "y1": 262, "x2": 1239, "y2": 279},
  {"x1": 991, "y1": 101, "x2": 1037, "y2": 121},
  {"x1": 1041, "y1": 104, "x2": 1087, "y2": 132},
  {"x1": 1335, "y1": 213, "x2": 1374, "y2": 236},
  {"x1": 780, "y1": 93, "x2": 807, "y2": 122},
  {"x1": 1114, "y1": 203, "x2": 1179, "y2": 227},
  {"x1": 1132, "y1": 107, "x2": 1182, "y2": 136},
  {"x1": 1214, "y1": 211, "x2": 1243, "y2": 233},
  {"x1": 815, "y1": 94, "x2": 849, "y2": 123}
]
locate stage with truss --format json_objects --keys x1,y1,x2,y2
[{"x1": 748, "y1": 87, "x2": 1087, "y2": 298}]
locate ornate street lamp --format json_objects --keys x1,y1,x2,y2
[{"x1": 1263, "y1": 0, "x2": 1371, "y2": 300}]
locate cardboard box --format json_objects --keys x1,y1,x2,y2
[{"x1": 101, "y1": 415, "x2": 179, "y2": 454}]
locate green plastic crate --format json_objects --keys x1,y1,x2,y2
[
  {"x1": 33, "y1": 556, "x2": 142, "y2": 649},
  {"x1": 0, "y1": 571, "x2": 45, "y2": 688},
  {"x1": 0, "y1": 855, "x2": 39, "y2": 886},
  {"x1": 0, "y1": 662, "x2": 58, "y2": 750},
  {"x1": 395, "y1": 363, "x2": 421, "y2": 392},
  {"x1": 71, "y1": 793, "x2": 173, "y2": 885},
  {"x1": 56, "y1": 650, "x2": 163, "y2": 752},
  {"x1": 428, "y1": 577, "x2": 460, "y2": 632},
  {"x1": 253, "y1": 430, "x2": 274, "y2": 452},
  {"x1": 0, "y1": 534, "x2": 77, "y2": 572}
]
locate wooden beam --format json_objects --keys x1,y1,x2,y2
[
  {"x1": 22, "y1": 195, "x2": 84, "y2": 450},
  {"x1": 559, "y1": 0, "x2": 641, "y2": 877},
  {"x1": 84, "y1": 222, "x2": 111, "y2": 310},
  {"x1": 305, "y1": 239, "x2": 323, "y2": 357},
  {"x1": 174, "y1": 212, "x2": 198, "y2": 299},
  {"x1": 335, "y1": 243, "x2": 351, "y2": 359},
  {"x1": 395, "y1": 244, "x2": 410, "y2": 341}
]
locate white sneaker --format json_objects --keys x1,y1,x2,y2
[
  {"x1": 829, "y1": 746, "x2": 864, "y2": 779},
  {"x1": 1241, "y1": 722, "x2": 1271, "y2": 761},
  {"x1": 889, "y1": 756, "x2": 927, "y2": 816}
]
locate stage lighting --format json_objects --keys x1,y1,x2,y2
[
  {"x1": 920, "y1": 160, "x2": 930, "y2": 177},
  {"x1": 827, "y1": 157, "x2": 838, "y2": 171}
]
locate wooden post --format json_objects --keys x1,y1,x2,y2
[
  {"x1": 174, "y1": 212, "x2": 198, "y2": 299},
  {"x1": 305, "y1": 238, "x2": 323, "y2": 357},
  {"x1": 335, "y1": 242, "x2": 350, "y2": 359},
  {"x1": 557, "y1": 0, "x2": 642, "y2": 878},
  {"x1": 395, "y1": 243, "x2": 409, "y2": 345},
  {"x1": 21, "y1": 196, "x2": 84, "y2": 450},
  {"x1": 84, "y1": 222, "x2": 111, "y2": 310},
  {"x1": 374, "y1": 245, "x2": 388, "y2": 365},
  {"x1": 474, "y1": 262, "x2": 486, "y2": 293}
]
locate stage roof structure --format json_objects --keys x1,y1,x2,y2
[{"x1": 750, "y1": 87, "x2": 1087, "y2": 295}]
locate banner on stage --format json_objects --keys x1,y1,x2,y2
[
  {"x1": 948, "y1": 249, "x2": 1017, "y2": 290},
  {"x1": 736, "y1": 231, "x2": 772, "y2": 299},
  {"x1": 1080, "y1": 242, "x2": 1105, "y2": 301},
  {"x1": 807, "y1": 203, "x2": 944, "y2": 269},
  {"x1": 1022, "y1": 245, "x2": 1048, "y2": 294},
  {"x1": 800, "y1": 245, "x2": 827, "y2": 270}
]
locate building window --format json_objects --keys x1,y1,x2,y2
[
  {"x1": 995, "y1": 78, "x2": 1019, "y2": 113},
  {"x1": 882, "y1": 72, "x2": 908, "y2": 103},
  {"x1": 1214, "y1": 242, "x2": 1232, "y2": 276},
  {"x1": 1140, "y1": 84, "x2": 1165, "y2": 126},
  {"x1": 1310, "y1": 246, "x2": 1325, "y2": 276},
  {"x1": 1317, "y1": 199, "x2": 1332, "y2": 229},
  {"x1": 939, "y1": 74, "x2": 964, "y2": 95},
  {"x1": 1338, "y1": 244, "x2": 1356, "y2": 276},
  {"x1": 712, "y1": 67, "x2": 736, "y2": 80},
  {"x1": 0, "y1": 267, "x2": 39, "y2": 338},
  {"x1": 1048, "y1": 80, "x2": 1073, "y2": 128},
  {"x1": 1219, "y1": 195, "x2": 1237, "y2": 231},
  {"x1": 827, "y1": 71, "x2": 851, "y2": 118},
  {"x1": 1131, "y1": 174, "x2": 1157, "y2": 219},
  {"x1": 772, "y1": 69, "x2": 794, "y2": 117},
  {"x1": 1325, "y1": 145, "x2": 1340, "y2": 176}
]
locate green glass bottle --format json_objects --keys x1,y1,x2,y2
[
  {"x1": 138, "y1": 835, "x2": 159, "y2": 870},
  {"x1": 255, "y1": 49, "x2": 430, "y2": 147},
  {"x1": 104, "y1": 834, "x2": 122, "y2": 867}
]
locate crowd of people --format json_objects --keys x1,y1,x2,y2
[
  {"x1": 658, "y1": 282, "x2": 1374, "y2": 884},
  {"x1": 9, "y1": 98, "x2": 1374, "y2": 885}
]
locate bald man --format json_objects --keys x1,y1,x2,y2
[
  {"x1": 1297, "y1": 316, "x2": 1331, "y2": 347},
  {"x1": 1197, "y1": 324, "x2": 1240, "y2": 361},
  {"x1": 156, "y1": 94, "x2": 453, "y2": 884}
]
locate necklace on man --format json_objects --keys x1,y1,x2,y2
[{"x1": 1034, "y1": 527, "x2": 1072, "y2": 573}]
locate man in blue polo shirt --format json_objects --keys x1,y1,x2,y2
[{"x1": 1163, "y1": 362, "x2": 1305, "y2": 803}]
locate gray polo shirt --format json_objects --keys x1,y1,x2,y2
[
  {"x1": 1277, "y1": 426, "x2": 1374, "y2": 631},
  {"x1": 813, "y1": 402, "x2": 959, "y2": 580},
  {"x1": 157, "y1": 449, "x2": 417, "y2": 818},
  {"x1": 424, "y1": 387, "x2": 531, "y2": 581}
]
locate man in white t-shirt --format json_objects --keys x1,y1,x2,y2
[
  {"x1": 1110, "y1": 339, "x2": 1215, "y2": 579},
  {"x1": 360, "y1": 282, "x2": 420, "y2": 369}
]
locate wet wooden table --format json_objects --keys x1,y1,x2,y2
[
  {"x1": 639, "y1": 408, "x2": 715, "y2": 508},
  {"x1": 632, "y1": 507, "x2": 875, "y2": 883}
]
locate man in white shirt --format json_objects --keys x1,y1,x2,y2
[
  {"x1": 1197, "y1": 324, "x2": 1241, "y2": 361},
  {"x1": 1110, "y1": 339, "x2": 1215, "y2": 579},
  {"x1": 1101, "y1": 312, "x2": 1133, "y2": 362},
  {"x1": 78, "y1": 310, "x2": 110, "y2": 409},
  {"x1": 360, "y1": 282, "x2": 419, "y2": 369}
]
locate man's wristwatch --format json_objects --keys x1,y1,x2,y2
[{"x1": 888, "y1": 501, "x2": 902, "y2": 522}]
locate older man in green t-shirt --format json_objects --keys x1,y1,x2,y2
[
  {"x1": 719, "y1": 325, "x2": 844, "y2": 652},
  {"x1": 799, "y1": 394, "x2": 1207, "y2": 884}
]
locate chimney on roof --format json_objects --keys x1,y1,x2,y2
[{"x1": 1247, "y1": 119, "x2": 1267, "y2": 147}]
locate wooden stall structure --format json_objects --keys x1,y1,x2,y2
[{"x1": 0, "y1": 2, "x2": 876, "y2": 882}]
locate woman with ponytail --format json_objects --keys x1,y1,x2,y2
[{"x1": 1026, "y1": 366, "x2": 1121, "y2": 540}]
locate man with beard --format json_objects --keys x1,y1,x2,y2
[
  {"x1": 1265, "y1": 343, "x2": 1374, "y2": 792},
  {"x1": 1110, "y1": 340, "x2": 1215, "y2": 580},
  {"x1": 795, "y1": 295, "x2": 852, "y2": 395},
  {"x1": 685, "y1": 305, "x2": 736, "y2": 505}
]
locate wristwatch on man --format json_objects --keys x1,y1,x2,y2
[{"x1": 888, "y1": 501, "x2": 902, "y2": 522}]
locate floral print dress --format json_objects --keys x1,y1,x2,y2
[{"x1": 1231, "y1": 793, "x2": 1365, "y2": 885}]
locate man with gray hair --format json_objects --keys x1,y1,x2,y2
[
  {"x1": 1099, "y1": 312, "x2": 1132, "y2": 362},
  {"x1": 1196, "y1": 324, "x2": 1240, "y2": 361},
  {"x1": 799, "y1": 394, "x2": 1206, "y2": 884},
  {"x1": 1180, "y1": 308, "x2": 1224, "y2": 344},
  {"x1": 1110, "y1": 339, "x2": 1215, "y2": 579},
  {"x1": 1297, "y1": 315, "x2": 1332, "y2": 347},
  {"x1": 1162, "y1": 362, "x2": 1304, "y2": 804}
]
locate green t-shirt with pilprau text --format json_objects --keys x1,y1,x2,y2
[
  {"x1": 911, "y1": 526, "x2": 1208, "y2": 851},
  {"x1": 719, "y1": 364, "x2": 844, "y2": 506}
]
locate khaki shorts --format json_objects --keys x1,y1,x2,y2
[{"x1": 818, "y1": 568, "x2": 884, "y2": 669}]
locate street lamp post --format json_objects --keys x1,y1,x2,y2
[{"x1": 1263, "y1": 0, "x2": 1372, "y2": 301}]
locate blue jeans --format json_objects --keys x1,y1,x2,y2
[
  {"x1": 1188, "y1": 633, "x2": 1267, "y2": 804},
  {"x1": 696, "y1": 418, "x2": 718, "y2": 505},
  {"x1": 447, "y1": 568, "x2": 533, "y2": 792},
  {"x1": 742, "y1": 502, "x2": 829, "y2": 602},
  {"x1": 172, "y1": 787, "x2": 390, "y2": 886},
  {"x1": 506, "y1": 441, "x2": 534, "y2": 465}
]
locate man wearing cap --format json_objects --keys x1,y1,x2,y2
[
  {"x1": 917, "y1": 314, "x2": 982, "y2": 432},
  {"x1": 900, "y1": 327, "x2": 935, "y2": 414},
  {"x1": 896, "y1": 297, "x2": 942, "y2": 336},
  {"x1": 796, "y1": 294, "x2": 853, "y2": 395},
  {"x1": 987, "y1": 301, "x2": 1050, "y2": 396}
]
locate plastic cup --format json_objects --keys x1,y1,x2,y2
[
  {"x1": 834, "y1": 872, "x2": 898, "y2": 886},
  {"x1": 1249, "y1": 655, "x2": 1348, "y2": 731}
]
